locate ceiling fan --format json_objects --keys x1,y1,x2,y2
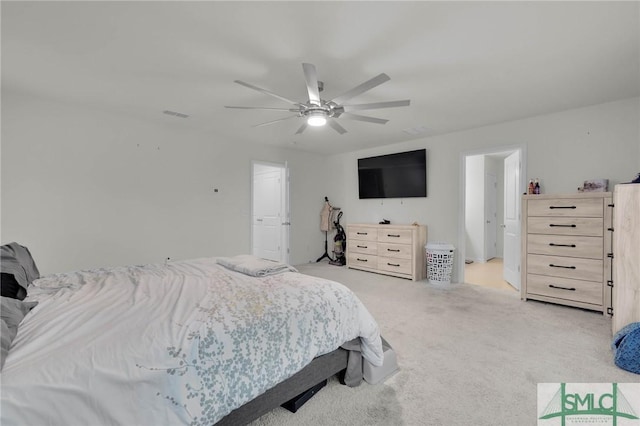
[{"x1": 225, "y1": 63, "x2": 410, "y2": 135}]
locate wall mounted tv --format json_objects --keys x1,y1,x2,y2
[{"x1": 358, "y1": 149, "x2": 427, "y2": 199}]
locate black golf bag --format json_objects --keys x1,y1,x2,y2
[{"x1": 330, "y1": 211, "x2": 346, "y2": 266}]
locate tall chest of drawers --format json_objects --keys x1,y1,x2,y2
[
  {"x1": 521, "y1": 193, "x2": 613, "y2": 313},
  {"x1": 612, "y1": 184, "x2": 640, "y2": 334},
  {"x1": 347, "y1": 223, "x2": 427, "y2": 281}
]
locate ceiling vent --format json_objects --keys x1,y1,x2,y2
[
  {"x1": 402, "y1": 125, "x2": 431, "y2": 136},
  {"x1": 163, "y1": 110, "x2": 190, "y2": 119}
]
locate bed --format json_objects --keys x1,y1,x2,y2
[{"x1": 0, "y1": 254, "x2": 383, "y2": 425}]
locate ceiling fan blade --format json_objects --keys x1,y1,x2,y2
[
  {"x1": 341, "y1": 112, "x2": 389, "y2": 125},
  {"x1": 234, "y1": 80, "x2": 301, "y2": 106},
  {"x1": 295, "y1": 123, "x2": 308, "y2": 135},
  {"x1": 252, "y1": 116, "x2": 297, "y2": 128},
  {"x1": 330, "y1": 73, "x2": 390, "y2": 105},
  {"x1": 341, "y1": 100, "x2": 410, "y2": 112},
  {"x1": 225, "y1": 106, "x2": 299, "y2": 112},
  {"x1": 328, "y1": 120, "x2": 348, "y2": 135},
  {"x1": 302, "y1": 63, "x2": 321, "y2": 106}
]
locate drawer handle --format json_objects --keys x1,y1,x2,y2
[
  {"x1": 357, "y1": 245, "x2": 368, "y2": 248},
  {"x1": 387, "y1": 248, "x2": 401, "y2": 252},
  {"x1": 387, "y1": 234, "x2": 401, "y2": 238},
  {"x1": 549, "y1": 224, "x2": 576, "y2": 228},
  {"x1": 549, "y1": 264, "x2": 576, "y2": 269},
  {"x1": 549, "y1": 206, "x2": 577, "y2": 209},
  {"x1": 357, "y1": 232, "x2": 368, "y2": 235},
  {"x1": 387, "y1": 262, "x2": 400, "y2": 267},
  {"x1": 356, "y1": 258, "x2": 368, "y2": 262},
  {"x1": 549, "y1": 284, "x2": 576, "y2": 291},
  {"x1": 549, "y1": 243, "x2": 576, "y2": 248}
]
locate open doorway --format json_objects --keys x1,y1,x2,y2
[
  {"x1": 458, "y1": 146, "x2": 526, "y2": 291},
  {"x1": 251, "y1": 161, "x2": 290, "y2": 264}
]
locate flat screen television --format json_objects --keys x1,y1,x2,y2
[{"x1": 358, "y1": 149, "x2": 427, "y2": 199}]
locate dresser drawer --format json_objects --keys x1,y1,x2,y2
[
  {"x1": 527, "y1": 217, "x2": 603, "y2": 237},
  {"x1": 378, "y1": 256, "x2": 412, "y2": 275},
  {"x1": 527, "y1": 234, "x2": 603, "y2": 259},
  {"x1": 348, "y1": 252, "x2": 377, "y2": 268},
  {"x1": 377, "y1": 228, "x2": 413, "y2": 244},
  {"x1": 350, "y1": 240, "x2": 377, "y2": 255},
  {"x1": 378, "y1": 242, "x2": 412, "y2": 259},
  {"x1": 527, "y1": 254, "x2": 603, "y2": 282},
  {"x1": 526, "y1": 274, "x2": 603, "y2": 305},
  {"x1": 527, "y1": 198, "x2": 603, "y2": 217},
  {"x1": 348, "y1": 226, "x2": 377, "y2": 242}
]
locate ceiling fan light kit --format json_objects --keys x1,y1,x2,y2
[
  {"x1": 225, "y1": 63, "x2": 410, "y2": 135},
  {"x1": 307, "y1": 111, "x2": 327, "y2": 127}
]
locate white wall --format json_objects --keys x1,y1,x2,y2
[
  {"x1": 465, "y1": 155, "x2": 484, "y2": 262},
  {"x1": 4, "y1": 93, "x2": 637, "y2": 277},
  {"x1": 464, "y1": 155, "x2": 503, "y2": 263},
  {"x1": 1, "y1": 91, "x2": 330, "y2": 274},
  {"x1": 327, "y1": 97, "x2": 640, "y2": 283},
  {"x1": 484, "y1": 155, "x2": 504, "y2": 259},
  {"x1": 492, "y1": 157, "x2": 505, "y2": 258}
]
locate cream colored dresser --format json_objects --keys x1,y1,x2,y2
[
  {"x1": 521, "y1": 192, "x2": 613, "y2": 313},
  {"x1": 347, "y1": 223, "x2": 427, "y2": 281},
  {"x1": 612, "y1": 184, "x2": 640, "y2": 334}
]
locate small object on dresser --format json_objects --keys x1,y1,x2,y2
[
  {"x1": 528, "y1": 179, "x2": 535, "y2": 195},
  {"x1": 534, "y1": 178, "x2": 541, "y2": 194},
  {"x1": 629, "y1": 173, "x2": 640, "y2": 184},
  {"x1": 583, "y1": 179, "x2": 608, "y2": 192},
  {"x1": 379, "y1": 219, "x2": 391, "y2": 224}
]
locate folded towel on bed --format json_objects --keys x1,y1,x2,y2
[{"x1": 216, "y1": 254, "x2": 298, "y2": 277}]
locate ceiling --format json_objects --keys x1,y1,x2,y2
[{"x1": 2, "y1": 1, "x2": 639, "y2": 155}]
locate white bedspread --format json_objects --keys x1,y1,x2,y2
[{"x1": 0, "y1": 257, "x2": 382, "y2": 426}]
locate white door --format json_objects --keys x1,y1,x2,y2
[
  {"x1": 503, "y1": 151, "x2": 521, "y2": 289},
  {"x1": 485, "y1": 172, "x2": 497, "y2": 261},
  {"x1": 252, "y1": 163, "x2": 289, "y2": 263}
]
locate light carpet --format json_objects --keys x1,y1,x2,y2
[{"x1": 250, "y1": 263, "x2": 637, "y2": 426}]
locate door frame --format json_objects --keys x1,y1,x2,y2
[
  {"x1": 458, "y1": 144, "x2": 527, "y2": 285},
  {"x1": 250, "y1": 160, "x2": 290, "y2": 264}
]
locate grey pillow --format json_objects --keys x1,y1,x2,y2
[
  {"x1": 1, "y1": 242, "x2": 41, "y2": 300},
  {"x1": 1, "y1": 296, "x2": 38, "y2": 370}
]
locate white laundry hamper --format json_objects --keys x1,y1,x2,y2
[{"x1": 426, "y1": 243, "x2": 455, "y2": 284}]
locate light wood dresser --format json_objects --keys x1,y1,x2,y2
[
  {"x1": 347, "y1": 223, "x2": 427, "y2": 281},
  {"x1": 612, "y1": 184, "x2": 640, "y2": 334},
  {"x1": 521, "y1": 192, "x2": 613, "y2": 313}
]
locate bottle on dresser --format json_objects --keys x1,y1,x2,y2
[{"x1": 534, "y1": 178, "x2": 541, "y2": 194}]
